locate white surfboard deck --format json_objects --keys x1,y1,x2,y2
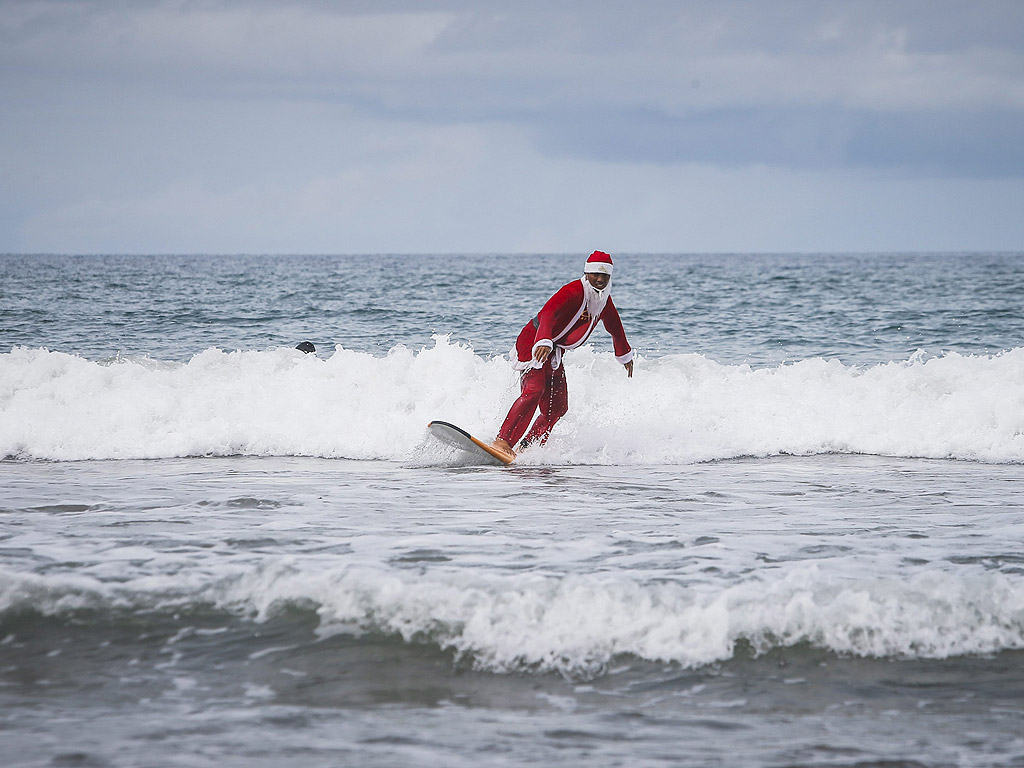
[{"x1": 427, "y1": 421, "x2": 515, "y2": 465}]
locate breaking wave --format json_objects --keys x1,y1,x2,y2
[
  {"x1": 3, "y1": 561, "x2": 1023, "y2": 676},
  {"x1": 2, "y1": 337, "x2": 1024, "y2": 464}
]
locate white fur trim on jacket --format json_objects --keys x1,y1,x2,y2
[{"x1": 511, "y1": 340, "x2": 557, "y2": 371}]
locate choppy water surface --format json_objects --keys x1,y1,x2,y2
[
  {"x1": 2, "y1": 253, "x2": 1024, "y2": 767},
  {"x1": 4, "y1": 252, "x2": 1024, "y2": 364}
]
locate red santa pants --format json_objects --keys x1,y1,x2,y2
[{"x1": 497, "y1": 360, "x2": 568, "y2": 448}]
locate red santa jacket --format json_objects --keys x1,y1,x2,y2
[{"x1": 513, "y1": 278, "x2": 633, "y2": 369}]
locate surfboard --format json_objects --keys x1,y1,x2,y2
[{"x1": 427, "y1": 421, "x2": 515, "y2": 465}]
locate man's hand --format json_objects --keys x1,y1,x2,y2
[
  {"x1": 533, "y1": 345, "x2": 552, "y2": 363},
  {"x1": 624, "y1": 360, "x2": 633, "y2": 378}
]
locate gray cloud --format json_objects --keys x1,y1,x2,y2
[
  {"x1": 6, "y1": 1, "x2": 1024, "y2": 113},
  {"x1": 533, "y1": 106, "x2": 1024, "y2": 177}
]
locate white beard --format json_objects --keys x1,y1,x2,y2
[{"x1": 581, "y1": 276, "x2": 611, "y2": 320}]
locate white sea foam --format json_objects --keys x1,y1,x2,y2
[
  {"x1": 221, "y1": 562, "x2": 1024, "y2": 673},
  {"x1": 2, "y1": 339, "x2": 1024, "y2": 463},
  {"x1": 3, "y1": 561, "x2": 1023, "y2": 675}
]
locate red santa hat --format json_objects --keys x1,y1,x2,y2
[{"x1": 583, "y1": 250, "x2": 613, "y2": 276}]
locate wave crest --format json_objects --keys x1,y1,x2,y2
[
  {"x1": 2, "y1": 340, "x2": 1024, "y2": 463},
  {"x1": 4, "y1": 563, "x2": 1023, "y2": 676}
]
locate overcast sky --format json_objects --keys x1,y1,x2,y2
[{"x1": 2, "y1": 0, "x2": 1023, "y2": 254}]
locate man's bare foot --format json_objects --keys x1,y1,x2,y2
[{"x1": 490, "y1": 438, "x2": 516, "y2": 458}]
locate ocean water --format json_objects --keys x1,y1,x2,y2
[{"x1": 2, "y1": 252, "x2": 1024, "y2": 767}]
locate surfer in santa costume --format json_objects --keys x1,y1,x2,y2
[{"x1": 490, "y1": 250, "x2": 633, "y2": 460}]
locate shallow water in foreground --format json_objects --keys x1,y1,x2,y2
[{"x1": 3, "y1": 454, "x2": 1023, "y2": 767}]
